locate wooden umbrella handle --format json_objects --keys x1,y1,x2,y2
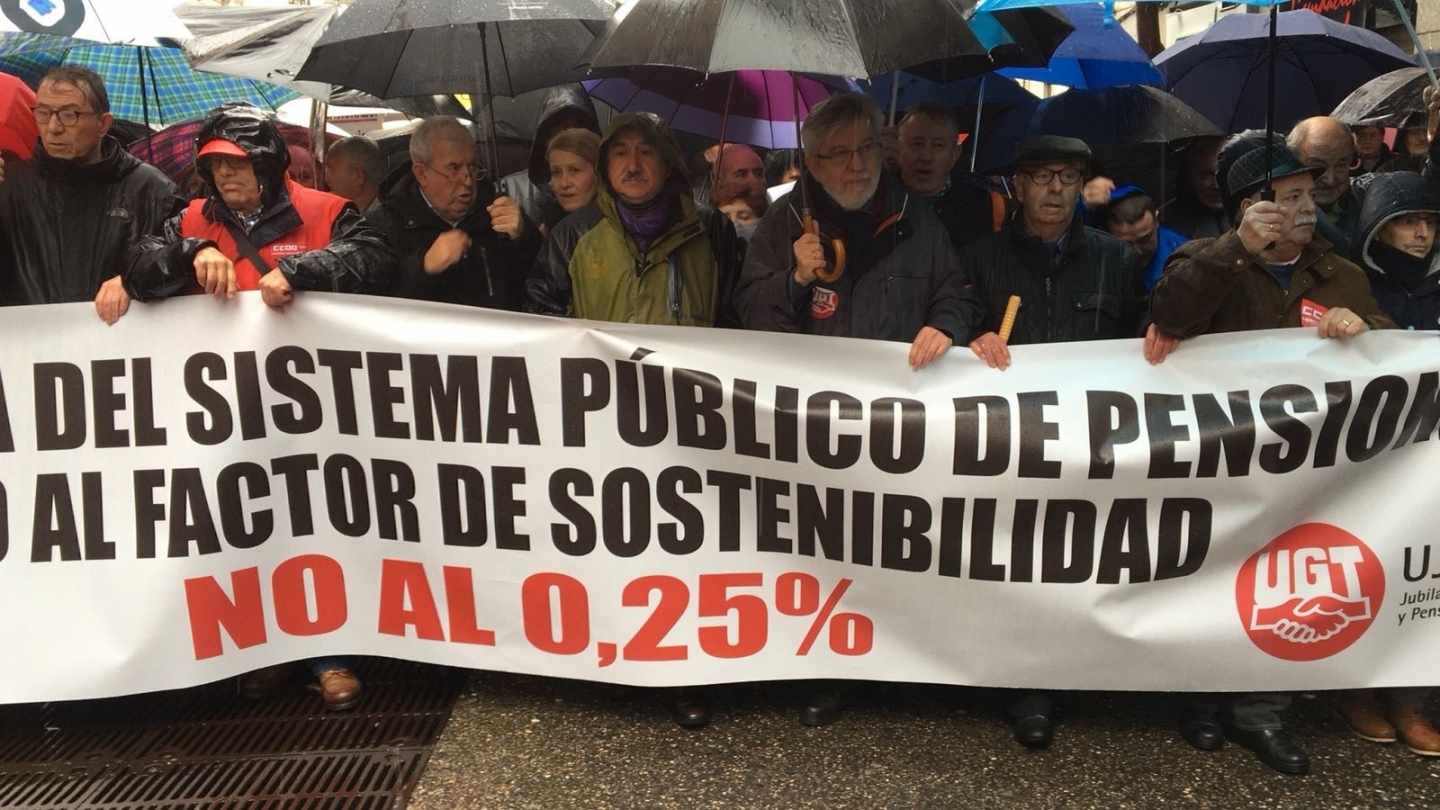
[
  {"x1": 802, "y1": 212, "x2": 847, "y2": 284},
  {"x1": 998, "y1": 295, "x2": 1021, "y2": 343}
]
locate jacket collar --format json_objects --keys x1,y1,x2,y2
[
  {"x1": 596, "y1": 185, "x2": 704, "y2": 259},
  {"x1": 203, "y1": 176, "x2": 304, "y2": 248}
]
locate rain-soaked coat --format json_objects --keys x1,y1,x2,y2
[
  {"x1": 125, "y1": 105, "x2": 393, "y2": 300},
  {"x1": 1355, "y1": 171, "x2": 1440, "y2": 330}
]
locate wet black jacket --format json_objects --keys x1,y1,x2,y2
[
  {"x1": 736, "y1": 171, "x2": 983, "y2": 342},
  {"x1": 927, "y1": 172, "x2": 1009, "y2": 250},
  {"x1": 1355, "y1": 171, "x2": 1440, "y2": 331},
  {"x1": 0, "y1": 137, "x2": 180, "y2": 305},
  {"x1": 125, "y1": 106, "x2": 393, "y2": 299},
  {"x1": 501, "y1": 85, "x2": 600, "y2": 234},
  {"x1": 370, "y1": 171, "x2": 536, "y2": 310},
  {"x1": 959, "y1": 214, "x2": 1145, "y2": 345}
]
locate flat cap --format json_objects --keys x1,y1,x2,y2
[{"x1": 1014, "y1": 134, "x2": 1092, "y2": 166}]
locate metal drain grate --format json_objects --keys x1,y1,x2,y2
[{"x1": 0, "y1": 658, "x2": 462, "y2": 809}]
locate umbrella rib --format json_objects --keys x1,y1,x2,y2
[
  {"x1": 380, "y1": 30, "x2": 412, "y2": 101},
  {"x1": 85, "y1": 0, "x2": 115, "y2": 46}
]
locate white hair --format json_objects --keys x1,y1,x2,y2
[{"x1": 409, "y1": 117, "x2": 474, "y2": 167}]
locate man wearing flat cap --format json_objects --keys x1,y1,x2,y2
[
  {"x1": 961, "y1": 135, "x2": 1151, "y2": 375},
  {"x1": 1151, "y1": 131, "x2": 1391, "y2": 776},
  {"x1": 955, "y1": 134, "x2": 1152, "y2": 750}
]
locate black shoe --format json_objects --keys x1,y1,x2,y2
[
  {"x1": 670, "y1": 690, "x2": 710, "y2": 730},
  {"x1": 1180, "y1": 709, "x2": 1225, "y2": 751},
  {"x1": 1223, "y1": 725, "x2": 1310, "y2": 775},
  {"x1": 800, "y1": 688, "x2": 847, "y2": 727},
  {"x1": 1010, "y1": 713, "x2": 1054, "y2": 749}
]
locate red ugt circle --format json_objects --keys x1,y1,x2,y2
[{"x1": 1235, "y1": 523, "x2": 1385, "y2": 662}]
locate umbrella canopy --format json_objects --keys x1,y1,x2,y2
[
  {"x1": 0, "y1": 0, "x2": 189, "y2": 46},
  {"x1": 583, "y1": 68, "x2": 853, "y2": 149},
  {"x1": 998, "y1": 4, "x2": 1160, "y2": 89},
  {"x1": 178, "y1": 3, "x2": 339, "y2": 102},
  {"x1": 864, "y1": 72, "x2": 1038, "y2": 172},
  {"x1": 294, "y1": 0, "x2": 614, "y2": 100},
  {"x1": 0, "y1": 32, "x2": 297, "y2": 128},
  {"x1": 1028, "y1": 84, "x2": 1220, "y2": 145},
  {"x1": 0, "y1": 70, "x2": 35, "y2": 158},
  {"x1": 126, "y1": 116, "x2": 340, "y2": 184},
  {"x1": 585, "y1": 0, "x2": 991, "y2": 79},
  {"x1": 1154, "y1": 9, "x2": 1415, "y2": 133},
  {"x1": 1331, "y1": 67, "x2": 1429, "y2": 129}
]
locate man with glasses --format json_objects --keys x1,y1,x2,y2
[
  {"x1": 737, "y1": 92, "x2": 978, "y2": 365},
  {"x1": 964, "y1": 136, "x2": 1148, "y2": 373},
  {"x1": 735, "y1": 93, "x2": 982, "y2": 728},
  {"x1": 1151, "y1": 132, "x2": 1391, "y2": 774},
  {"x1": 371, "y1": 117, "x2": 532, "y2": 310},
  {"x1": 1288, "y1": 117, "x2": 1362, "y2": 260},
  {"x1": 0, "y1": 66, "x2": 179, "y2": 322},
  {"x1": 960, "y1": 135, "x2": 1149, "y2": 748}
]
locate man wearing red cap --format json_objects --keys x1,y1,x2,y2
[
  {"x1": 125, "y1": 104, "x2": 392, "y2": 310},
  {"x1": 125, "y1": 104, "x2": 393, "y2": 711}
]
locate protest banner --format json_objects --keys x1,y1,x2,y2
[{"x1": 1, "y1": 293, "x2": 1437, "y2": 703}]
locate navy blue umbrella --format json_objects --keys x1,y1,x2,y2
[
  {"x1": 999, "y1": 4, "x2": 1160, "y2": 89},
  {"x1": 865, "y1": 72, "x2": 1037, "y2": 172},
  {"x1": 1154, "y1": 10, "x2": 1414, "y2": 134}
]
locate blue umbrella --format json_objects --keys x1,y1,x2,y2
[
  {"x1": 998, "y1": 4, "x2": 1160, "y2": 89},
  {"x1": 0, "y1": 32, "x2": 297, "y2": 129},
  {"x1": 1153, "y1": 10, "x2": 1414, "y2": 133}
]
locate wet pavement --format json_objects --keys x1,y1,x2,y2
[{"x1": 409, "y1": 675, "x2": 1440, "y2": 809}]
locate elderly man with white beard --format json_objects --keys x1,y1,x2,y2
[
  {"x1": 736, "y1": 93, "x2": 982, "y2": 371},
  {"x1": 733, "y1": 92, "x2": 983, "y2": 728}
]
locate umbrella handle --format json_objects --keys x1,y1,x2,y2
[
  {"x1": 803, "y1": 212, "x2": 846, "y2": 283},
  {"x1": 1260, "y1": 187, "x2": 1276, "y2": 252}
]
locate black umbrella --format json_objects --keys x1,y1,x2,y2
[
  {"x1": 585, "y1": 0, "x2": 992, "y2": 78},
  {"x1": 294, "y1": 0, "x2": 613, "y2": 182},
  {"x1": 1332, "y1": 67, "x2": 1429, "y2": 129},
  {"x1": 1029, "y1": 85, "x2": 1220, "y2": 147}
]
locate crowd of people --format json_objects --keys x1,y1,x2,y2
[{"x1": 4, "y1": 64, "x2": 1438, "y2": 777}]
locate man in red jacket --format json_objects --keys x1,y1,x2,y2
[
  {"x1": 126, "y1": 104, "x2": 392, "y2": 308},
  {"x1": 125, "y1": 105, "x2": 393, "y2": 711}
]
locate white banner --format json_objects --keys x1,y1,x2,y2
[{"x1": 1, "y1": 293, "x2": 1438, "y2": 703}]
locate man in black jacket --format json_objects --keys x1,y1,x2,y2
[
  {"x1": 961, "y1": 135, "x2": 1159, "y2": 751},
  {"x1": 736, "y1": 93, "x2": 981, "y2": 371},
  {"x1": 964, "y1": 136, "x2": 1150, "y2": 374},
  {"x1": 895, "y1": 103, "x2": 1007, "y2": 250},
  {"x1": 0, "y1": 66, "x2": 180, "y2": 323},
  {"x1": 370, "y1": 117, "x2": 535, "y2": 310}
]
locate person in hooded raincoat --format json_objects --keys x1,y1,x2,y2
[
  {"x1": 1351, "y1": 171, "x2": 1440, "y2": 332},
  {"x1": 124, "y1": 104, "x2": 394, "y2": 309}
]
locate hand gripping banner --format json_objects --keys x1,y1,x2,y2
[{"x1": 1, "y1": 294, "x2": 1438, "y2": 703}]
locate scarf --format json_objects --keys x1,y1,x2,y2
[
  {"x1": 1370, "y1": 240, "x2": 1434, "y2": 291},
  {"x1": 616, "y1": 177, "x2": 683, "y2": 254}
]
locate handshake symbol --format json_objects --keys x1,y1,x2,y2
[{"x1": 1250, "y1": 595, "x2": 1373, "y2": 644}]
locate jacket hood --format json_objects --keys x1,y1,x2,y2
[
  {"x1": 1357, "y1": 171, "x2": 1440, "y2": 274},
  {"x1": 598, "y1": 112, "x2": 690, "y2": 200},
  {"x1": 37, "y1": 135, "x2": 141, "y2": 183},
  {"x1": 527, "y1": 85, "x2": 600, "y2": 186},
  {"x1": 193, "y1": 104, "x2": 291, "y2": 203}
]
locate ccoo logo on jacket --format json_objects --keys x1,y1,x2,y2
[
  {"x1": 3, "y1": 0, "x2": 84, "y2": 37},
  {"x1": 1234, "y1": 523, "x2": 1384, "y2": 662}
]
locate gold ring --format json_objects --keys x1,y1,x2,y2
[{"x1": 1342, "y1": 319, "x2": 1352, "y2": 326}]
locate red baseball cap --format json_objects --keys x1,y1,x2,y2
[{"x1": 197, "y1": 138, "x2": 248, "y2": 159}]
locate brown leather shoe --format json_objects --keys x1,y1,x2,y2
[
  {"x1": 238, "y1": 664, "x2": 291, "y2": 700},
  {"x1": 1390, "y1": 704, "x2": 1440, "y2": 756},
  {"x1": 1340, "y1": 690, "x2": 1397, "y2": 742},
  {"x1": 314, "y1": 668, "x2": 363, "y2": 711}
]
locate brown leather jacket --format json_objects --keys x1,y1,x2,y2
[{"x1": 1150, "y1": 230, "x2": 1393, "y2": 338}]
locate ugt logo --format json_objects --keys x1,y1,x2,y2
[
  {"x1": 1235, "y1": 523, "x2": 1384, "y2": 661},
  {"x1": 2, "y1": 0, "x2": 85, "y2": 37}
]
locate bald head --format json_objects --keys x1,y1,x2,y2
[
  {"x1": 1288, "y1": 117, "x2": 1354, "y2": 208},
  {"x1": 713, "y1": 143, "x2": 766, "y2": 212}
]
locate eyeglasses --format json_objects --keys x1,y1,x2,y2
[
  {"x1": 1022, "y1": 168, "x2": 1084, "y2": 187},
  {"x1": 34, "y1": 107, "x2": 97, "y2": 127},
  {"x1": 424, "y1": 161, "x2": 483, "y2": 183},
  {"x1": 815, "y1": 140, "x2": 880, "y2": 166}
]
